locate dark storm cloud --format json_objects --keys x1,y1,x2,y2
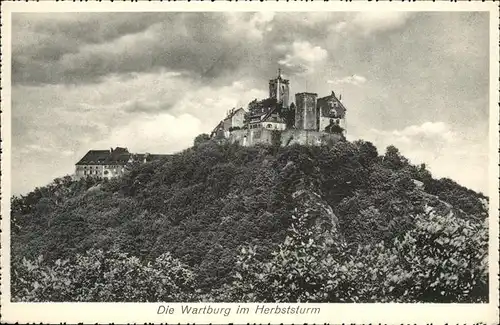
[
  {"x1": 122, "y1": 100, "x2": 175, "y2": 114},
  {"x1": 11, "y1": 12, "x2": 273, "y2": 86}
]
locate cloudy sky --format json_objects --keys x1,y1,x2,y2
[{"x1": 10, "y1": 11, "x2": 490, "y2": 195}]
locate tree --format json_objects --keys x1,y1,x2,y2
[
  {"x1": 283, "y1": 103, "x2": 296, "y2": 128},
  {"x1": 193, "y1": 133, "x2": 211, "y2": 146},
  {"x1": 353, "y1": 140, "x2": 379, "y2": 167},
  {"x1": 383, "y1": 145, "x2": 409, "y2": 170}
]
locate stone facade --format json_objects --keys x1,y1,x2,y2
[
  {"x1": 268, "y1": 68, "x2": 290, "y2": 108},
  {"x1": 317, "y1": 91, "x2": 347, "y2": 133},
  {"x1": 75, "y1": 164, "x2": 121, "y2": 179},
  {"x1": 223, "y1": 107, "x2": 245, "y2": 131},
  {"x1": 229, "y1": 128, "x2": 343, "y2": 147},
  {"x1": 211, "y1": 107, "x2": 246, "y2": 138},
  {"x1": 295, "y1": 92, "x2": 318, "y2": 131}
]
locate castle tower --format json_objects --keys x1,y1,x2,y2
[
  {"x1": 269, "y1": 68, "x2": 290, "y2": 108},
  {"x1": 295, "y1": 92, "x2": 318, "y2": 130}
]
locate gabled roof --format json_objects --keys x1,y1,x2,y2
[
  {"x1": 260, "y1": 103, "x2": 285, "y2": 124},
  {"x1": 224, "y1": 107, "x2": 245, "y2": 121},
  {"x1": 76, "y1": 150, "x2": 113, "y2": 165},
  {"x1": 317, "y1": 91, "x2": 347, "y2": 116},
  {"x1": 76, "y1": 147, "x2": 169, "y2": 166},
  {"x1": 210, "y1": 120, "x2": 224, "y2": 137}
]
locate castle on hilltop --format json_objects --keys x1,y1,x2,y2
[{"x1": 210, "y1": 69, "x2": 347, "y2": 147}]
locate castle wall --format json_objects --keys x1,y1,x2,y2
[
  {"x1": 281, "y1": 129, "x2": 343, "y2": 146},
  {"x1": 232, "y1": 111, "x2": 245, "y2": 128},
  {"x1": 319, "y1": 117, "x2": 345, "y2": 132},
  {"x1": 229, "y1": 129, "x2": 249, "y2": 146},
  {"x1": 229, "y1": 128, "x2": 343, "y2": 147},
  {"x1": 261, "y1": 121, "x2": 287, "y2": 131},
  {"x1": 249, "y1": 128, "x2": 274, "y2": 145},
  {"x1": 295, "y1": 104, "x2": 304, "y2": 130},
  {"x1": 223, "y1": 109, "x2": 245, "y2": 130},
  {"x1": 229, "y1": 128, "x2": 277, "y2": 146}
]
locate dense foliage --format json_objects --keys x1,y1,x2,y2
[
  {"x1": 226, "y1": 209, "x2": 488, "y2": 303},
  {"x1": 11, "y1": 138, "x2": 488, "y2": 302},
  {"x1": 12, "y1": 249, "x2": 194, "y2": 302}
]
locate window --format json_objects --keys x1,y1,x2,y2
[
  {"x1": 84, "y1": 171, "x2": 87, "y2": 175},
  {"x1": 267, "y1": 124, "x2": 273, "y2": 129}
]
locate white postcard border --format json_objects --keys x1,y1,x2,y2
[{"x1": 1, "y1": 1, "x2": 498, "y2": 324}]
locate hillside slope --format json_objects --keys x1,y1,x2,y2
[{"x1": 11, "y1": 138, "x2": 489, "y2": 302}]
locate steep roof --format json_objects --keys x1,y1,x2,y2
[
  {"x1": 76, "y1": 150, "x2": 114, "y2": 165},
  {"x1": 261, "y1": 104, "x2": 285, "y2": 124},
  {"x1": 317, "y1": 91, "x2": 347, "y2": 117},
  {"x1": 224, "y1": 107, "x2": 245, "y2": 121},
  {"x1": 77, "y1": 149, "x2": 172, "y2": 166},
  {"x1": 210, "y1": 121, "x2": 224, "y2": 137}
]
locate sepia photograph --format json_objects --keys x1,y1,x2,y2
[{"x1": 1, "y1": 1, "x2": 498, "y2": 324}]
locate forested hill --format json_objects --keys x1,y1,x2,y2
[{"x1": 11, "y1": 137, "x2": 489, "y2": 302}]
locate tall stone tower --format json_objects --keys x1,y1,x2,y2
[
  {"x1": 295, "y1": 92, "x2": 318, "y2": 130},
  {"x1": 269, "y1": 68, "x2": 290, "y2": 108}
]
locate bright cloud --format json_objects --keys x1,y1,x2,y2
[
  {"x1": 354, "y1": 11, "x2": 413, "y2": 35},
  {"x1": 328, "y1": 75, "x2": 367, "y2": 86},
  {"x1": 94, "y1": 113, "x2": 203, "y2": 154},
  {"x1": 393, "y1": 121, "x2": 456, "y2": 143},
  {"x1": 333, "y1": 12, "x2": 413, "y2": 36},
  {"x1": 278, "y1": 41, "x2": 328, "y2": 75},
  {"x1": 360, "y1": 122, "x2": 487, "y2": 194}
]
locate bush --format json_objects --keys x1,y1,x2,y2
[
  {"x1": 226, "y1": 212, "x2": 348, "y2": 302},
  {"x1": 351, "y1": 211, "x2": 488, "y2": 303},
  {"x1": 12, "y1": 249, "x2": 195, "y2": 302},
  {"x1": 226, "y1": 210, "x2": 488, "y2": 303}
]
